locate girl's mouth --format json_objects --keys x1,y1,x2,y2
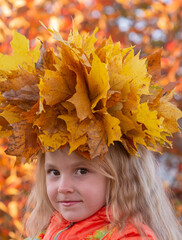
[{"x1": 60, "y1": 201, "x2": 82, "y2": 207}]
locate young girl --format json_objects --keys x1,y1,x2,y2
[
  {"x1": 0, "y1": 26, "x2": 182, "y2": 239},
  {"x1": 25, "y1": 144, "x2": 182, "y2": 240}
]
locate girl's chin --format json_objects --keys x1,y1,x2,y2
[
  {"x1": 60, "y1": 211, "x2": 94, "y2": 222},
  {"x1": 62, "y1": 215, "x2": 84, "y2": 222}
]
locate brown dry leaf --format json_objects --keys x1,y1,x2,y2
[
  {"x1": 0, "y1": 115, "x2": 10, "y2": 129},
  {"x1": 87, "y1": 118, "x2": 108, "y2": 159},
  {"x1": 23, "y1": 130, "x2": 40, "y2": 161},
  {"x1": 5, "y1": 121, "x2": 39, "y2": 159},
  {"x1": 2, "y1": 86, "x2": 39, "y2": 110},
  {"x1": 122, "y1": 85, "x2": 139, "y2": 114},
  {"x1": 157, "y1": 98, "x2": 182, "y2": 133},
  {"x1": 61, "y1": 101, "x2": 75, "y2": 115},
  {"x1": 35, "y1": 45, "x2": 57, "y2": 72},
  {"x1": 106, "y1": 90, "x2": 122, "y2": 109},
  {"x1": 0, "y1": 69, "x2": 39, "y2": 92},
  {"x1": 147, "y1": 49, "x2": 162, "y2": 83},
  {"x1": 22, "y1": 102, "x2": 39, "y2": 123},
  {"x1": 5, "y1": 121, "x2": 27, "y2": 156},
  {"x1": 34, "y1": 106, "x2": 67, "y2": 134}
]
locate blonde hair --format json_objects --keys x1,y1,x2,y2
[
  {"x1": 25, "y1": 143, "x2": 182, "y2": 239},
  {"x1": 105, "y1": 143, "x2": 182, "y2": 239},
  {"x1": 25, "y1": 153, "x2": 54, "y2": 236}
]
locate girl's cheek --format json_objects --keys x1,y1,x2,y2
[
  {"x1": 47, "y1": 181, "x2": 56, "y2": 190},
  {"x1": 46, "y1": 182, "x2": 56, "y2": 195},
  {"x1": 46, "y1": 186, "x2": 57, "y2": 202}
]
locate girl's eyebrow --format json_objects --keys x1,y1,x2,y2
[
  {"x1": 44, "y1": 163, "x2": 57, "y2": 169},
  {"x1": 71, "y1": 160, "x2": 97, "y2": 168},
  {"x1": 44, "y1": 160, "x2": 97, "y2": 170},
  {"x1": 70, "y1": 160, "x2": 93, "y2": 168}
]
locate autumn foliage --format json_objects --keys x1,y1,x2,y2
[{"x1": 0, "y1": 0, "x2": 182, "y2": 239}]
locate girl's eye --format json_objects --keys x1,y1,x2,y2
[
  {"x1": 47, "y1": 169, "x2": 60, "y2": 176},
  {"x1": 76, "y1": 168, "x2": 88, "y2": 175}
]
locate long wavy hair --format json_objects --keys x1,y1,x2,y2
[{"x1": 25, "y1": 143, "x2": 182, "y2": 239}]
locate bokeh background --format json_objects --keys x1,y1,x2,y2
[{"x1": 0, "y1": 0, "x2": 182, "y2": 239}]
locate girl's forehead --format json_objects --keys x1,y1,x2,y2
[{"x1": 45, "y1": 148, "x2": 97, "y2": 167}]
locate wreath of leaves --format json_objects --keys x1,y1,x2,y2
[{"x1": 0, "y1": 27, "x2": 181, "y2": 162}]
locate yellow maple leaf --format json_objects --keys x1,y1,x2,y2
[
  {"x1": 87, "y1": 53, "x2": 110, "y2": 110},
  {"x1": 0, "y1": 105, "x2": 22, "y2": 124},
  {"x1": 68, "y1": 25, "x2": 83, "y2": 48},
  {"x1": 81, "y1": 28, "x2": 98, "y2": 56},
  {"x1": 113, "y1": 111, "x2": 136, "y2": 134},
  {"x1": 103, "y1": 113, "x2": 121, "y2": 145},
  {"x1": 96, "y1": 38, "x2": 121, "y2": 63},
  {"x1": 58, "y1": 115, "x2": 89, "y2": 139},
  {"x1": 58, "y1": 114, "x2": 90, "y2": 154},
  {"x1": 135, "y1": 102, "x2": 165, "y2": 138},
  {"x1": 69, "y1": 134, "x2": 88, "y2": 154},
  {"x1": 68, "y1": 70, "x2": 93, "y2": 121},
  {"x1": 0, "y1": 31, "x2": 40, "y2": 73},
  {"x1": 0, "y1": 127, "x2": 12, "y2": 138},
  {"x1": 121, "y1": 51, "x2": 150, "y2": 95},
  {"x1": 39, "y1": 68, "x2": 76, "y2": 106},
  {"x1": 38, "y1": 131, "x2": 68, "y2": 151}
]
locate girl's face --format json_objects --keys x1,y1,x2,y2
[{"x1": 45, "y1": 147, "x2": 107, "y2": 222}]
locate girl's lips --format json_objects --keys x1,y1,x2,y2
[{"x1": 60, "y1": 201, "x2": 82, "y2": 207}]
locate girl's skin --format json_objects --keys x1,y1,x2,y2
[{"x1": 45, "y1": 147, "x2": 107, "y2": 222}]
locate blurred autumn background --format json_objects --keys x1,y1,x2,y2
[{"x1": 0, "y1": 0, "x2": 182, "y2": 239}]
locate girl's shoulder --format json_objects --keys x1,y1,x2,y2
[
  {"x1": 105, "y1": 223, "x2": 157, "y2": 240},
  {"x1": 25, "y1": 231, "x2": 45, "y2": 240},
  {"x1": 25, "y1": 223, "x2": 156, "y2": 240},
  {"x1": 83, "y1": 222, "x2": 157, "y2": 240}
]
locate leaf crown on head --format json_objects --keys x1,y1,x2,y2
[{"x1": 0, "y1": 26, "x2": 181, "y2": 162}]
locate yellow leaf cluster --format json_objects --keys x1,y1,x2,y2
[{"x1": 0, "y1": 27, "x2": 181, "y2": 162}]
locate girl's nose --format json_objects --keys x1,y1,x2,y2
[{"x1": 57, "y1": 175, "x2": 74, "y2": 194}]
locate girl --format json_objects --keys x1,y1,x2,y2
[
  {"x1": 0, "y1": 27, "x2": 181, "y2": 239},
  {"x1": 25, "y1": 143, "x2": 182, "y2": 240}
]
